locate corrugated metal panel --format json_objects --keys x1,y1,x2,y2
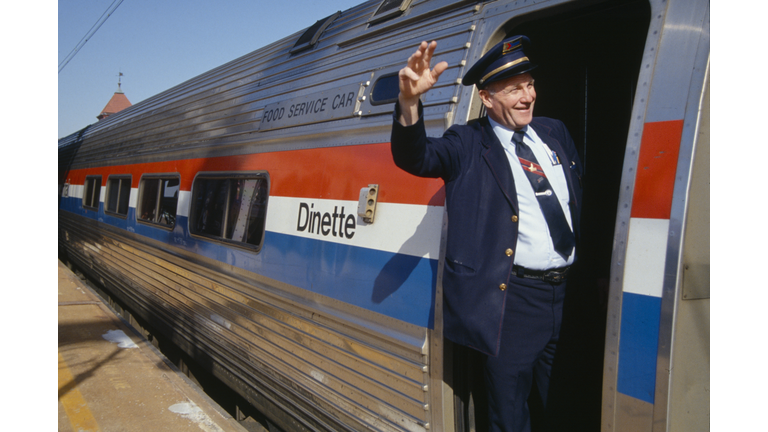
[{"x1": 60, "y1": 212, "x2": 432, "y2": 431}]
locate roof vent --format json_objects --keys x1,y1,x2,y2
[
  {"x1": 368, "y1": 0, "x2": 413, "y2": 25},
  {"x1": 290, "y1": 11, "x2": 342, "y2": 54}
]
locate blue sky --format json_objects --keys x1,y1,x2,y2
[{"x1": 58, "y1": 0, "x2": 365, "y2": 138}]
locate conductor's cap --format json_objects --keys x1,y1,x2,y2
[{"x1": 462, "y1": 36, "x2": 537, "y2": 88}]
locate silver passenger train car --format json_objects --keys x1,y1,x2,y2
[{"x1": 58, "y1": 0, "x2": 709, "y2": 430}]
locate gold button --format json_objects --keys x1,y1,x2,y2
[
  {"x1": 511, "y1": 215, "x2": 519, "y2": 222},
  {"x1": 505, "y1": 248, "x2": 514, "y2": 256},
  {"x1": 499, "y1": 283, "x2": 507, "y2": 291}
]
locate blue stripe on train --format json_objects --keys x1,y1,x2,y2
[
  {"x1": 60, "y1": 198, "x2": 437, "y2": 329},
  {"x1": 617, "y1": 291, "x2": 661, "y2": 404}
]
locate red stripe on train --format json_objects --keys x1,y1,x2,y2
[
  {"x1": 61, "y1": 143, "x2": 446, "y2": 206},
  {"x1": 631, "y1": 120, "x2": 684, "y2": 219}
]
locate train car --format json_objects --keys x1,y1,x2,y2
[{"x1": 58, "y1": 0, "x2": 709, "y2": 431}]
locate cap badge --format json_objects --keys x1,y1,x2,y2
[{"x1": 502, "y1": 39, "x2": 522, "y2": 55}]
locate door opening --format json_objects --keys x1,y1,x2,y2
[{"x1": 452, "y1": 1, "x2": 651, "y2": 430}]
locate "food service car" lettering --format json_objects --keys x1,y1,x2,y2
[{"x1": 262, "y1": 92, "x2": 356, "y2": 124}]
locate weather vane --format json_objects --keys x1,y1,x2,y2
[{"x1": 117, "y1": 71, "x2": 124, "y2": 93}]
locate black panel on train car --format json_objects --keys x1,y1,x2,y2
[
  {"x1": 453, "y1": 1, "x2": 651, "y2": 432},
  {"x1": 370, "y1": 72, "x2": 400, "y2": 105},
  {"x1": 138, "y1": 175, "x2": 180, "y2": 228},
  {"x1": 82, "y1": 175, "x2": 102, "y2": 210},
  {"x1": 106, "y1": 175, "x2": 132, "y2": 217},
  {"x1": 518, "y1": 1, "x2": 651, "y2": 429},
  {"x1": 189, "y1": 173, "x2": 269, "y2": 251}
]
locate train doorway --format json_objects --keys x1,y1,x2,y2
[{"x1": 452, "y1": 1, "x2": 651, "y2": 430}]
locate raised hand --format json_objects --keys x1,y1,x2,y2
[{"x1": 398, "y1": 41, "x2": 448, "y2": 125}]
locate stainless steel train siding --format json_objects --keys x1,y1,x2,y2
[
  {"x1": 598, "y1": 1, "x2": 710, "y2": 430},
  {"x1": 59, "y1": 1, "x2": 473, "y2": 431},
  {"x1": 59, "y1": 0, "x2": 710, "y2": 431}
]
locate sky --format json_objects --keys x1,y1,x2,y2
[{"x1": 58, "y1": 0, "x2": 366, "y2": 138}]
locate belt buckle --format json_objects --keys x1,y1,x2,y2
[{"x1": 543, "y1": 267, "x2": 568, "y2": 283}]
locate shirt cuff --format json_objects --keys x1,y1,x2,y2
[{"x1": 392, "y1": 99, "x2": 425, "y2": 128}]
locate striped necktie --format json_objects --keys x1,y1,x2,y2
[{"x1": 513, "y1": 131, "x2": 575, "y2": 260}]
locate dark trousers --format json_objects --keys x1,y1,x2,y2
[{"x1": 483, "y1": 275, "x2": 566, "y2": 432}]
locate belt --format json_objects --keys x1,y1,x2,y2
[{"x1": 513, "y1": 265, "x2": 570, "y2": 283}]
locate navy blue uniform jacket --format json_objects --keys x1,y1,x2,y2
[{"x1": 391, "y1": 105, "x2": 583, "y2": 356}]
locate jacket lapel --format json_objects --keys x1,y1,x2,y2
[
  {"x1": 529, "y1": 121, "x2": 579, "y2": 209},
  {"x1": 529, "y1": 120, "x2": 581, "y2": 240},
  {"x1": 480, "y1": 119, "x2": 519, "y2": 215}
]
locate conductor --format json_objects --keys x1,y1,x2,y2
[{"x1": 390, "y1": 37, "x2": 583, "y2": 432}]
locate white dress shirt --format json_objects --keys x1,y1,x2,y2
[{"x1": 488, "y1": 117, "x2": 575, "y2": 269}]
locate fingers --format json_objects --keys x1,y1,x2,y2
[
  {"x1": 422, "y1": 41, "x2": 437, "y2": 68},
  {"x1": 432, "y1": 60, "x2": 449, "y2": 80},
  {"x1": 399, "y1": 66, "x2": 420, "y2": 82},
  {"x1": 406, "y1": 41, "x2": 442, "y2": 75},
  {"x1": 398, "y1": 40, "x2": 446, "y2": 100},
  {"x1": 406, "y1": 41, "x2": 430, "y2": 73},
  {"x1": 397, "y1": 41, "x2": 439, "y2": 125}
]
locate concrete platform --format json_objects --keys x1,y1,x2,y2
[{"x1": 58, "y1": 259, "x2": 251, "y2": 432}]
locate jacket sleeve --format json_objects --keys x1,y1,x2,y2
[{"x1": 390, "y1": 101, "x2": 464, "y2": 182}]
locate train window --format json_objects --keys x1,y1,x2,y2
[
  {"x1": 189, "y1": 173, "x2": 269, "y2": 250},
  {"x1": 370, "y1": 72, "x2": 400, "y2": 105},
  {"x1": 138, "y1": 175, "x2": 180, "y2": 228},
  {"x1": 82, "y1": 176, "x2": 102, "y2": 210},
  {"x1": 290, "y1": 11, "x2": 341, "y2": 54},
  {"x1": 368, "y1": 0, "x2": 413, "y2": 25},
  {"x1": 105, "y1": 175, "x2": 132, "y2": 217}
]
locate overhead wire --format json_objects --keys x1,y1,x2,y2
[{"x1": 59, "y1": 0, "x2": 125, "y2": 73}]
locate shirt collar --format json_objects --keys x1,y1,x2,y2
[{"x1": 488, "y1": 117, "x2": 529, "y2": 147}]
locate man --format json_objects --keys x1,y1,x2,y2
[{"x1": 391, "y1": 37, "x2": 583, "y2": 432}]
